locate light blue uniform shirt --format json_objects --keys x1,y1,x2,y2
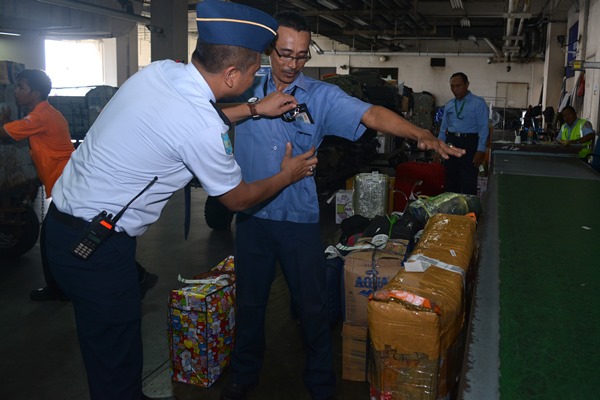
[
  {"x1": 234, "y1": 71, "x2": 372, "y2": 223},
  {"x1": 438, "y1": 91, "x2": 489, "y2": 152},
  {"x1": 53, "y1": 61, "x2": 242, "y2": 236}
]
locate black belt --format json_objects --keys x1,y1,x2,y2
[
  {"x1": 48, "y1": 202, "x2": 88, "y2": 229},
  {"x1": 447, "y1": 132, "x2": 477, "y2": 138}
]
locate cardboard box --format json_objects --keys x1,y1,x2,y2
[
  {"x1": 168, "y1": 279, "x2": 235, "y2": 387},
  {"x1": 368, "y1": 214, "x2": 477, "y2": 400},
  {"x1": 343, "y1": 241, "x2": 406, "y2": 326},
  {"x1": 342, "y1": 323, "x2": 369, "y2": 381},
  {"x1": 335, "y1": 189, "x2": 354, "y2": 224}
]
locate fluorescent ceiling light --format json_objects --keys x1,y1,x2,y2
[
  {"x1": 310, "y1": 41, "x2": 324, "y2": 55},
  {"x1": 449, "y1": 0, "x2": 464, "y2": 10},
  {"x1": 0, "y1": 31, "x2": 21, "y2": 36},
  {"x1": 352, "y1": 17, "x2": 369, "y2": 26},
  {"x1": 317, "y1": 0, "x2": 339, "y2": 9}
]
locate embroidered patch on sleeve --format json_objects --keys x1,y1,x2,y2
[{"x1": 221, "y1": 130, "x2": 233, "y2": 155}]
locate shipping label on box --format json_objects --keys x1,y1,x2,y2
[
  {"x1": 343, "y1": 250, "x2": 403, "y2": 326},
  {"x1": 335, "y1": 189, "x2": 354, "y2": 224},
  {"x1": 168, "y1": 282, "x2": 235, "y2": 387}
]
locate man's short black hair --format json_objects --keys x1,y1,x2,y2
[
  {"x1": 450, "y1": 72, "x2": 469, "y2": 84},
  {"x1": 17, "y1": 69, "x2": 52, "y2": 100},
  {"x1": 274, "y1": 11, "x2": 310, "y2": 32},
  {"x1": 193, "y1": 42, "x2": 259, "y2": 74}
]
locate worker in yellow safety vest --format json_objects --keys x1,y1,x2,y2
[{"x1": 555, "y1": 106, "x2": 596, "y2": 159}]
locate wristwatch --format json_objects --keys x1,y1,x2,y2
[{"x1": 247, "y1": 97, "x2": 261, "y2": 119}]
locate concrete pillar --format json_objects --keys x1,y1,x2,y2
[
  {"x1": 115, "y1": 27, "x2": 139, "y2": 84},
  {"x1": 150, "y1": 0, "x2": 188, "y2": 62},
  {"x1": 542, "y1": 21, "x2": 567, "y2": 128}
]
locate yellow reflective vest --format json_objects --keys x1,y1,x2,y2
[{"x1": 560, "y1": 118, "x2": 591, "y2": 158}]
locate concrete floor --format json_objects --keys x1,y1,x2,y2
[{"x1": 0, "y1": 187, "x2": 370, "y2": 400}]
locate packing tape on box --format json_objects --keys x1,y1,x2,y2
[
  {"x1": 403, "y1": 253, "x2": 465, "y2": 286},
  {"x1": 334, "y1": 234, "x2": 389, "y2": 252}
]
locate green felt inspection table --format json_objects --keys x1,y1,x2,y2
[{"x1": 461, "y1": 152, "x2": 600, "y2": 400}]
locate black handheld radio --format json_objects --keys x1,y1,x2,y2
[{"x1": 71, "y1": 176, "x2": 158, "y2": 260}]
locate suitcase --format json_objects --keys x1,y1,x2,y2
[{"x1": 393, "y1": 161, "x2": 445, "y2": 212}]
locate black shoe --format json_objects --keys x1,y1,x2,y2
[
  {"x1": 220, "y1": 382, "x2": 258, "y2": 400},
  {"x1": 30, "y1": 287, "x2": 70, "y2": 302},
  {"x1": 139, "y1": 270, "x2": 158, "y2": 300}
]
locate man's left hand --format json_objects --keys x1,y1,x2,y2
[
  {"x1": 418, "y1": 137, "x2": 466, "y2": 159},
  {"x1": 473, "y1": 151, "x2": 485, "y2": 167}
]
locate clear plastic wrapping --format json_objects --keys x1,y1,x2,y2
[{"x1": 353, "y1": 172, "x2": 388, "y2": 219}]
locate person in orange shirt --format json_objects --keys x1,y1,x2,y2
[
  {"x1": 1, "y1": 70, "x2": 159, "y2": 302},
  {"x1": 0, "y1": 69, "x2": 75, "y2": 301}
]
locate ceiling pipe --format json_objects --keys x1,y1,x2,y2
[
  {"x1": 36, "y1": 0, "x2": 150, "y2": 24},
  {"x1": 503, "y1": 0, "x2": 517, "y2": 59},
  {"x1": 513, "y1": 0, "x2": 531, "y2": 48},
  {"x1": 322, "y1": 50, "x2": 493, "y2": 57},
  {"x1": 483, "y1": 37, "x2": 502, "y2": 58}
]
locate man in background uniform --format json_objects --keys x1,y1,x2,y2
[{"x1": 438, "y1": 72, "x2": 489, "y2": 195}]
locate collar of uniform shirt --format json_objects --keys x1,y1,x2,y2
[{"x1": 265, "y1": 71, "x2": 308, "y2": 97}]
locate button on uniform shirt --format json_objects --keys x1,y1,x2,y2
[
  {"x1": 52, "y1": 61, "x2": 241, "y2": 236},
  {"x1": 3, "y1": 101, "x2": 74, "y2": 197},
  {"x1": 438, "y1": 91, "x2": 489, "y2": 152},
  {"x1": 234, "y1": 71, "x2": 372, "y2": 223}
]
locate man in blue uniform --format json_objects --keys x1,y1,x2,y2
[
  {"x1": 438, "y1": 72, "x2": 490, "y2": 194},
  {"x1": 43, "y1": 2, "x2": 316, "y2": 399},
  {"x1": 218, "y1": 11, "x2": 464, "y2": 400}
]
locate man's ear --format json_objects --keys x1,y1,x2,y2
[{"x1": 223, "y1": 66, "x2": 238, "y2": 89}]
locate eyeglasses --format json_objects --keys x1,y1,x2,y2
[{"x1": 272, "y1": 47, "x2": 311, "y2": 64}]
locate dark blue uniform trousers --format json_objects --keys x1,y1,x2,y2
[
  {"x1": 232, "y1": 214, "x2": 335, "y2": 400},
  {"x1": 44, "y1": 209, "x2": 143, "y2": 400},
  {"x1": 444, "y1": 133, "x2": 480, "y2": 195}
]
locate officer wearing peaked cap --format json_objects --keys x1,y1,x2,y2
[{"x1": 44, "y1": 1, "x2": 317, "y2": 399}]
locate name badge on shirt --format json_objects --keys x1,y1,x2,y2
[{"x1": 221, "y1": 130, "x2": 233, "y2": 155}]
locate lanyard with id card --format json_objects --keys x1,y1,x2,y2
[{"x1": 264, "y1": 81, "x2": 313, "y2": 124}]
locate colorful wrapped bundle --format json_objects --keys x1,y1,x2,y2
[
  {"x1": 368, "y1": 214, "x2": 477, "y2": 399},
  {"x1": 168, "y1": 256, "x2": 236, "y2": 387}
]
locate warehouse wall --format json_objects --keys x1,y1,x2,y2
[
  {"x1": 582, "y1": 0, "x2": 600, "y2": 129},
  {"x1": 306, "y1": 46, "x2": 546, "y2": 110},
  {"x1": 0, "y1": 33, "x2": 45, "y2": 70}
]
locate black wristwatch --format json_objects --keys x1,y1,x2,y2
[{"x1": 247, "y1": 97, "x2": 261, "y2": 119}]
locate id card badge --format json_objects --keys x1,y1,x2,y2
[
  {"x1": 282, "y1": 103, "x2": 314, "y2": 124},
  {"x1": 295, "y1": 108, "x2": 314, "y2": 124}
]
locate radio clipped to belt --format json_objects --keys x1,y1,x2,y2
[{"x1": 71, "y1": 176, "x2": 158, "y2": 260}]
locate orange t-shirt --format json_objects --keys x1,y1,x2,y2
[{"x1": 4, "y1": 101, "x2": 75, "y2": 197}]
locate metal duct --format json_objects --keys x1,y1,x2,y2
[{"x1": 36, "y1": 0, "x2": 150, "y2": 24}]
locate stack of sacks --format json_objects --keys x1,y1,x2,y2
[{"x1": 368, "y1": 214, "x2": 477, "y2": 400}]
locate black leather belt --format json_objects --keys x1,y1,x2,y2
[
  {"x1": 48, "y1": 202, "x2": 88, "y2": 229},
  {"x1": 447, "y1": 132, "x2": 476, "y2": 138}
]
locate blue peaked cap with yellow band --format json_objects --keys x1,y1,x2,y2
[{"x1": 196, "y1": 0, "x2": 278, "y2": 53}]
